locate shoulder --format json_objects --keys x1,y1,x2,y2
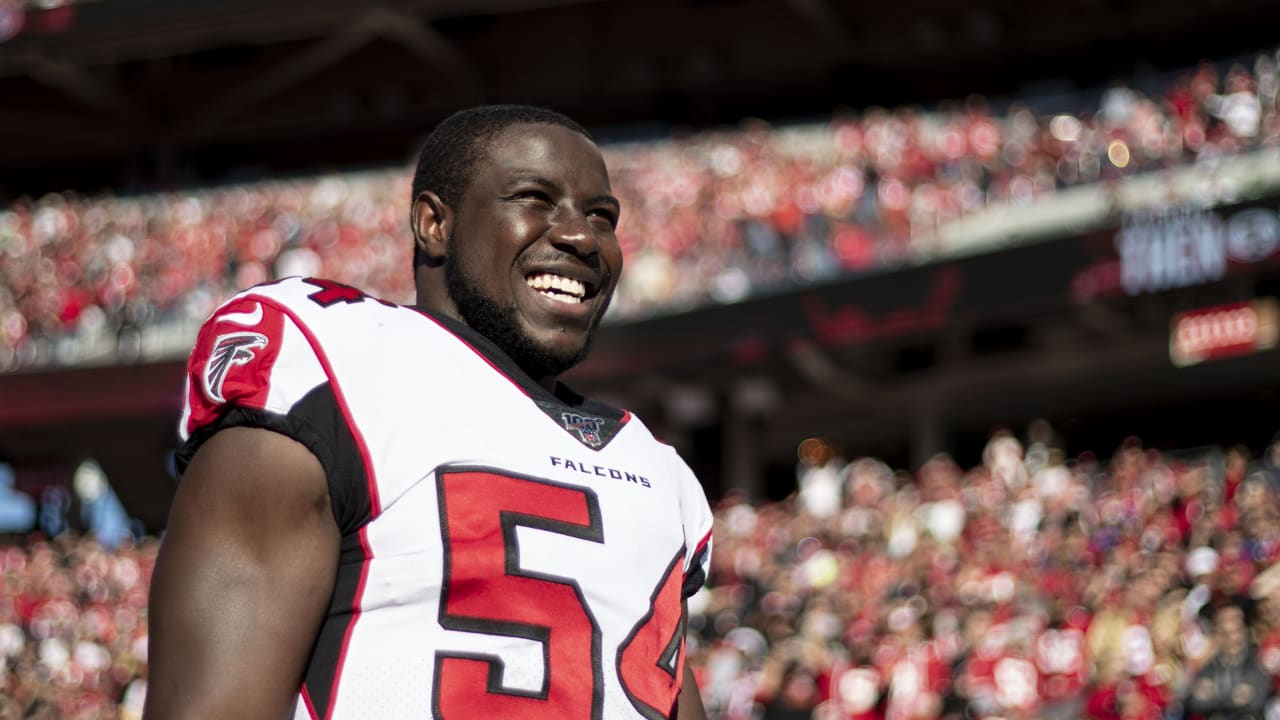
[
  {"x1": 617, "y1": 411, "x2": 708, "y2": 509},
  {"x1": 181, "y1": 277, "x2": 411, "y2": 442},
  {"x1": 193, "y1": 277, "x2": 416, "y2": 357},
  {"x1": 216, "y1": 277, "x2": 399, "y2": 319},
  {"x1": 620, "y1": 412, "x2": 691, "y2": 472}
]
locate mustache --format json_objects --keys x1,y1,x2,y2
[
  {"x1": 521, "y1": 249, "x2": 612, "y2": 283},
  {"x1": 521, "y1": 248, "x2": 601, "y2": 266}
]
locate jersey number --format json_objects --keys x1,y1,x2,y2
[
  {"x1": 303, "y1": 278, "x2": 396, "y2": 308},
  {"x1": 433, "y1": 469, "x2": 687, "y2": 719}
]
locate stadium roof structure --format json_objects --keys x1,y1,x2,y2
[{"x1": 1, "y1": 0, "x2": 1278, "y2": 197}]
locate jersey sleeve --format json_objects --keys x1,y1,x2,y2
[
  {"x1": 671, "y1": 450, "x2": 713, "y2": 599},
  {"x1": 175, "y1": 292, "x2": 371, "y2": 534}
]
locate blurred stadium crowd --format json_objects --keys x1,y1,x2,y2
[
  {"x1": 3, "y1": 49, "x2": 1280, "y2": 369},
  {"x1": 690, "y1": 428, "x2": 1280, "y2": 720},
  {"x1": 8, "y1": 429, "x2": 1280, "y2": 718},
  {"x1": 0, "y1": 534, "x2": 153, "y2": 720}
]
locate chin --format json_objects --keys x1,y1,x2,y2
[
  {"x1": 520, "y1": 332, "x2": 591, "y2": 378},
  {"x1": 447, "y1": 258, "x2": 598, "y2": 378}
]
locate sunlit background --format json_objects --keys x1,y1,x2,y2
[{"x1": 2, "y1": 0, "x2": 1280, "y2": 717}]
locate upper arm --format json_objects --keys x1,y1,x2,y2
[
  {"x1": 677, "y1": 663, "x2": 707, "y2": 720},
  {"x1": 676, "y1": 599, "x2": 708, "y2": 720},
  {"x1": 144, "y1": 426, "x2": 340, "y2": 720}
]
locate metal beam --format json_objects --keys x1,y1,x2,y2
[
  {"x1": 0, "y1": 0, "x2": 604, "y2": 79},
  {"x1": 181, "y1": 12, "x2": 382, "y2": 136},
  {"x1": 19, "y1": 54, "x2": 140, "y2": 122},
  {"x1": 367, "y1": 7, "x2": 483, "y2": 96}
]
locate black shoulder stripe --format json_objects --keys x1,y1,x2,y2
[
  {"x1": 174, "y1": 406, "x2": 299, "y2": 477},
  {"x1": 174, "y1": 384, "x2": 373, "y2": 535},
  {"x1": 291, "y1": 384, "x2": 373, "y2": 535}
]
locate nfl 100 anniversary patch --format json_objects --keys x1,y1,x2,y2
[
  {"x1": 561, "y1": 412, "x2": 605, "y2": 448},
  {"x1": 534, "y1": 400, "x2": 625, "y2": 450}
]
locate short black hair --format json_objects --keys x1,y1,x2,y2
[{"x1": 410, "y1": 104, "x2": 592, "y2": 269}]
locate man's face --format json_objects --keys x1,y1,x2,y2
[
  {"x1": 444, "y1": 123, "x2": 623, "y2": 380},
  {"x1": 1215, "y1": 606, "x2": 1248, "y2": 655}
]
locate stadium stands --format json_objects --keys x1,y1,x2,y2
[
  {"x1": 690, "y1": 429, "x2": 1280, "y2": 719},
  {"x1": 5, "y1": 428, "x2": 1280, "y2": 718},
  {"x1": 0, "y1": 533, "x2": 154, "y2": 719},
  {"x1": 3, "y1": 50, "x2": 1280, "y2": 371}
]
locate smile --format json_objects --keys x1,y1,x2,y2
[{"x1": 526, "y1": 272, "x2": 587, "y2": 305}]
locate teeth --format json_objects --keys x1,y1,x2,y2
[
  {"x1": 526, "y1": 273, "x2": 586, "y2": 302},
  {"x1": 541, "y1": 291, "x2": 582, "y2": 305}
]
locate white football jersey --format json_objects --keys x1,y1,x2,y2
[{"x1": 177, "y1": 277, "x2": 714, "y2": 720}]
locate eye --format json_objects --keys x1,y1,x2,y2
[
  {"x1": 588, "y1": 206, "x2": 619, "y2": 230},
  {"x1": 508, "y1": 189, "x2": 554, "y2": 206}
]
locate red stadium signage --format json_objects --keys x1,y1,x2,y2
[{"x1": 1169, "y1": 298, "x2": 1279, "y2": 367}]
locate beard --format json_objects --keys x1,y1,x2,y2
[{"x1": 445, "y1": 248, "x2": 602, "y2": 380}]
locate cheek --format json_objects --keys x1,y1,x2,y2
[
  {"x1": 603, "y1": 239, "x2": 624, "y2": 277},
  {"x1": 474, "y1": 224, "x2": 528, "y2": 272},
  {"x1": 507, "y1": 218, "x2": 539, "y2": 243}
]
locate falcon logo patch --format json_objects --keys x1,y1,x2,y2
[
  {"x1": 203, "y1": 332, "x2": 269, "y2": 403},
  {"x1": 561, "y1": 412, "x2": 605, "y2": 448}
]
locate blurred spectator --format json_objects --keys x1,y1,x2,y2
[
  {"x1": 1183, "y1": 603, "x2": 1272, "y2": 719},
  {"x1": 1253, "y1": 434, "x2": 1280, "y2": 492}
]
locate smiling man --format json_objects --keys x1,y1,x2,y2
[
  {"x1": 412, "y1": 110, "x2": 623, "y2": 386},
  {"x1": 145, "y1": 106, "x2": 713, "y2": 720}
]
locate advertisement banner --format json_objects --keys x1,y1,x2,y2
[{"x1": 1170, "y1": 298, "x2": 1279, "y2": 367}]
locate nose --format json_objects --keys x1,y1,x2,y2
[{"x1": 548, "y1": 212, "x2": 598, "y2": 257}]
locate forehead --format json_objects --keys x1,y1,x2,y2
[{"x1": 476, "y1": 122, "x2": 612, "y2": 188}]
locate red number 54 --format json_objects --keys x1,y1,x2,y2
[{"x1": 433, "y1": 469, "x2": 687, "y2": 719}]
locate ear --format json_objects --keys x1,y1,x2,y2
[{"x1": 411, "y1": 191, "x2": 451, "y2": 267}]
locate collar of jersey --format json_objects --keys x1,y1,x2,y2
[{"x1": 412, "y1": 307, "x2": 628, "y2": 426}]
